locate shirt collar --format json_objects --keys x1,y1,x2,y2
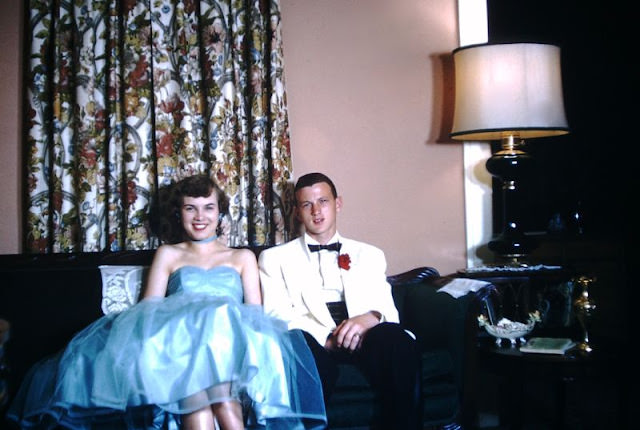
[{"x1": 304, "y1": 232, "x2": 341, "y2": 247}]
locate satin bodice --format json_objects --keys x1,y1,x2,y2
[{"x1": 167, "y1": 265, "x2": 243, "y2": 302}]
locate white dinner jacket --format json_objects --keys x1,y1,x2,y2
[{"x1": 258, "y1": 235, "x2": 399, "y2": 345}]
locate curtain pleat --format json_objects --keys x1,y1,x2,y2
[{"x1": 24, "y1": 0, "x2": 294, "y2": 253}]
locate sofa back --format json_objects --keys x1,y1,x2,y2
[
  {"x1": 1, "y1": 252, "x2": 110, "y2": 404},
  {"x1": 1, "y1": 250, "x2": 492, "y2": 428},
  {"x1": 0, "y1": 249, "x2": 450, "y2": 417}
]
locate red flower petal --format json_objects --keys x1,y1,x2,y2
[{"x1": 338, "y1": 254, "x2": 351, "y2": 270}]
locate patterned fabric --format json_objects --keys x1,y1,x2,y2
[
  {"x1": 99, "y1": 265, "x2": 149, "y2": 314},
  {"x1": 24, "y1": 0, "x2": 295, "y2": 253}
]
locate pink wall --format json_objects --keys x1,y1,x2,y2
[
  {"x1": 0, "y1": 0, "x2": 466, "y2": 275},
  {"x1": 280, "y1": 0, "x2": 465, "y2": 274},
  {"x1": 0, "y1": 0, "x2": 22, "y2": 255}
]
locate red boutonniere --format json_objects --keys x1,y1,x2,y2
[{"x1": 338, "y1": 253, "x2": 351, "y2": 270}]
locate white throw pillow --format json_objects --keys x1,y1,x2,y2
[{"x1": 99, "y1": 265, "x2": 149, "y2": 315}]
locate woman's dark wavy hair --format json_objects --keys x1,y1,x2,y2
[{"x1": 156, "y1": 174, "x2": 229, "y2": 244}]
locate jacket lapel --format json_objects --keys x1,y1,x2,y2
[{"x1": 291, "y1": 238, "x2": 337, "y2": 328}]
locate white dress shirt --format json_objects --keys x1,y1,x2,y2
[{"x1": 305, "y1": 233, "x2": 344, "y2": 303}]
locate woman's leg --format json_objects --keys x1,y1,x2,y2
[
  {"x1": 181, "y1": 406, "x2": 217, "y2": 430},
  {"x1": 211, "y1": 401, "x2": 244, "y2": 430}
]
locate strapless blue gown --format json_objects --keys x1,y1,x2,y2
[{"x1": 7, "y1": 266, "x2": 327, "y2": 429}]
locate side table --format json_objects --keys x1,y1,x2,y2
[
  {"x1": 458, "y1": 266, "x2": 576, "y2": 332},
  {"x1": 477, "y1": 338, "x2": 623, "y2": 429}
]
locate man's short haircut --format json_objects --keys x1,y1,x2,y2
[{"x1": 294, "y1": 172, "x2": 338, "y2": 199}]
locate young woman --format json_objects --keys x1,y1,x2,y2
[{"x1": 8, "y1": 174, "x2": 326, "y2": 430}]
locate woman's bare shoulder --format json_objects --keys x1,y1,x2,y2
[
  {"x1": 152, "y1": 242, "x2": 188, "y2": 266},
  {"x1": 225, "y1": 247, "x2": 256, "y2": 271},
  {"x1": 155, "y1": 242, "x2": 186, "y2": 256},
  {"x1": 231, "y1": 247, "x2": 257, "y2": 263}
]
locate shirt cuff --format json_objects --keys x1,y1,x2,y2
[{"x1": 371, "y1": 310, "x2": 384, "y2": 323}]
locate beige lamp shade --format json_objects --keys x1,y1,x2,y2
[{"x1": 450, "y1": 43, "x2": 569, "y2": 141}]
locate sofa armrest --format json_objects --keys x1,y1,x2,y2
[
  {"x1": 391, "y1": 272, "x2": 497, "y2": 428},
  {"x1": 387, "y1": 266, "x2": 440, "y2": 324},
  {"x1": 387, "y1": 266, "x2": 440, "y2": 285}
]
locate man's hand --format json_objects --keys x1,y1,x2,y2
[{"x1": 327, "y1": 311, "x2": 380, "y2": 352}]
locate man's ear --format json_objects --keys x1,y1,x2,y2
[{"x1": 335, "y1": 196, "x2": 343, "y2": 212}]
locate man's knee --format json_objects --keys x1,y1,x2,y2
[{"x1": 366, "y1": 323, "x2": 417, "y2": 355}]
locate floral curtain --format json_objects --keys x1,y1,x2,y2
[{"x1": 24, "y1": 0, "x2": 295, "y2": 253}]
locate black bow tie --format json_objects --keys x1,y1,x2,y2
[{"x1": 308, "y1": 242, "x2": 342, "y2": 253}]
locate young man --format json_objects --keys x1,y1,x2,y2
[{"x1": 258, "y1": 172, "x2": 421, "y2": 430}]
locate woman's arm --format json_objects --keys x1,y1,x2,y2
[
  {"x1": 236, "y1": 249, "x2": 262, "y2": 305},
  {"x1": 141, "y1": 245, "x2": 175, "y2": 299}
]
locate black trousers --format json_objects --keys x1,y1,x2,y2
[{"x1": 303, "y1": 323, "x2": 422, "y2": 430}]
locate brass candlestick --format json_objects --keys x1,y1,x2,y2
[{"x1": 573, "y1": 275, "x2": 596, "y2": 353}]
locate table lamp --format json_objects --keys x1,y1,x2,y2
[{"x1": 450, "y1": 42, "x2": 569, "y2": 263}]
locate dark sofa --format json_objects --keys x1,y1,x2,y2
[{"x1": 0, "y1": 249, "x2": 493, "y2": 430}]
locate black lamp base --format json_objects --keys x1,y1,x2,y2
[
  {"x1": 488, "y1": 232, "x2": 538, "y2": 262},
  {"x1": 486, "y1": 136, "x2": 538, "y2": 262}
]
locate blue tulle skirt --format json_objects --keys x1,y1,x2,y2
[{"x1": 7, "y1": 266, "x2": 326, "y2": 429}]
